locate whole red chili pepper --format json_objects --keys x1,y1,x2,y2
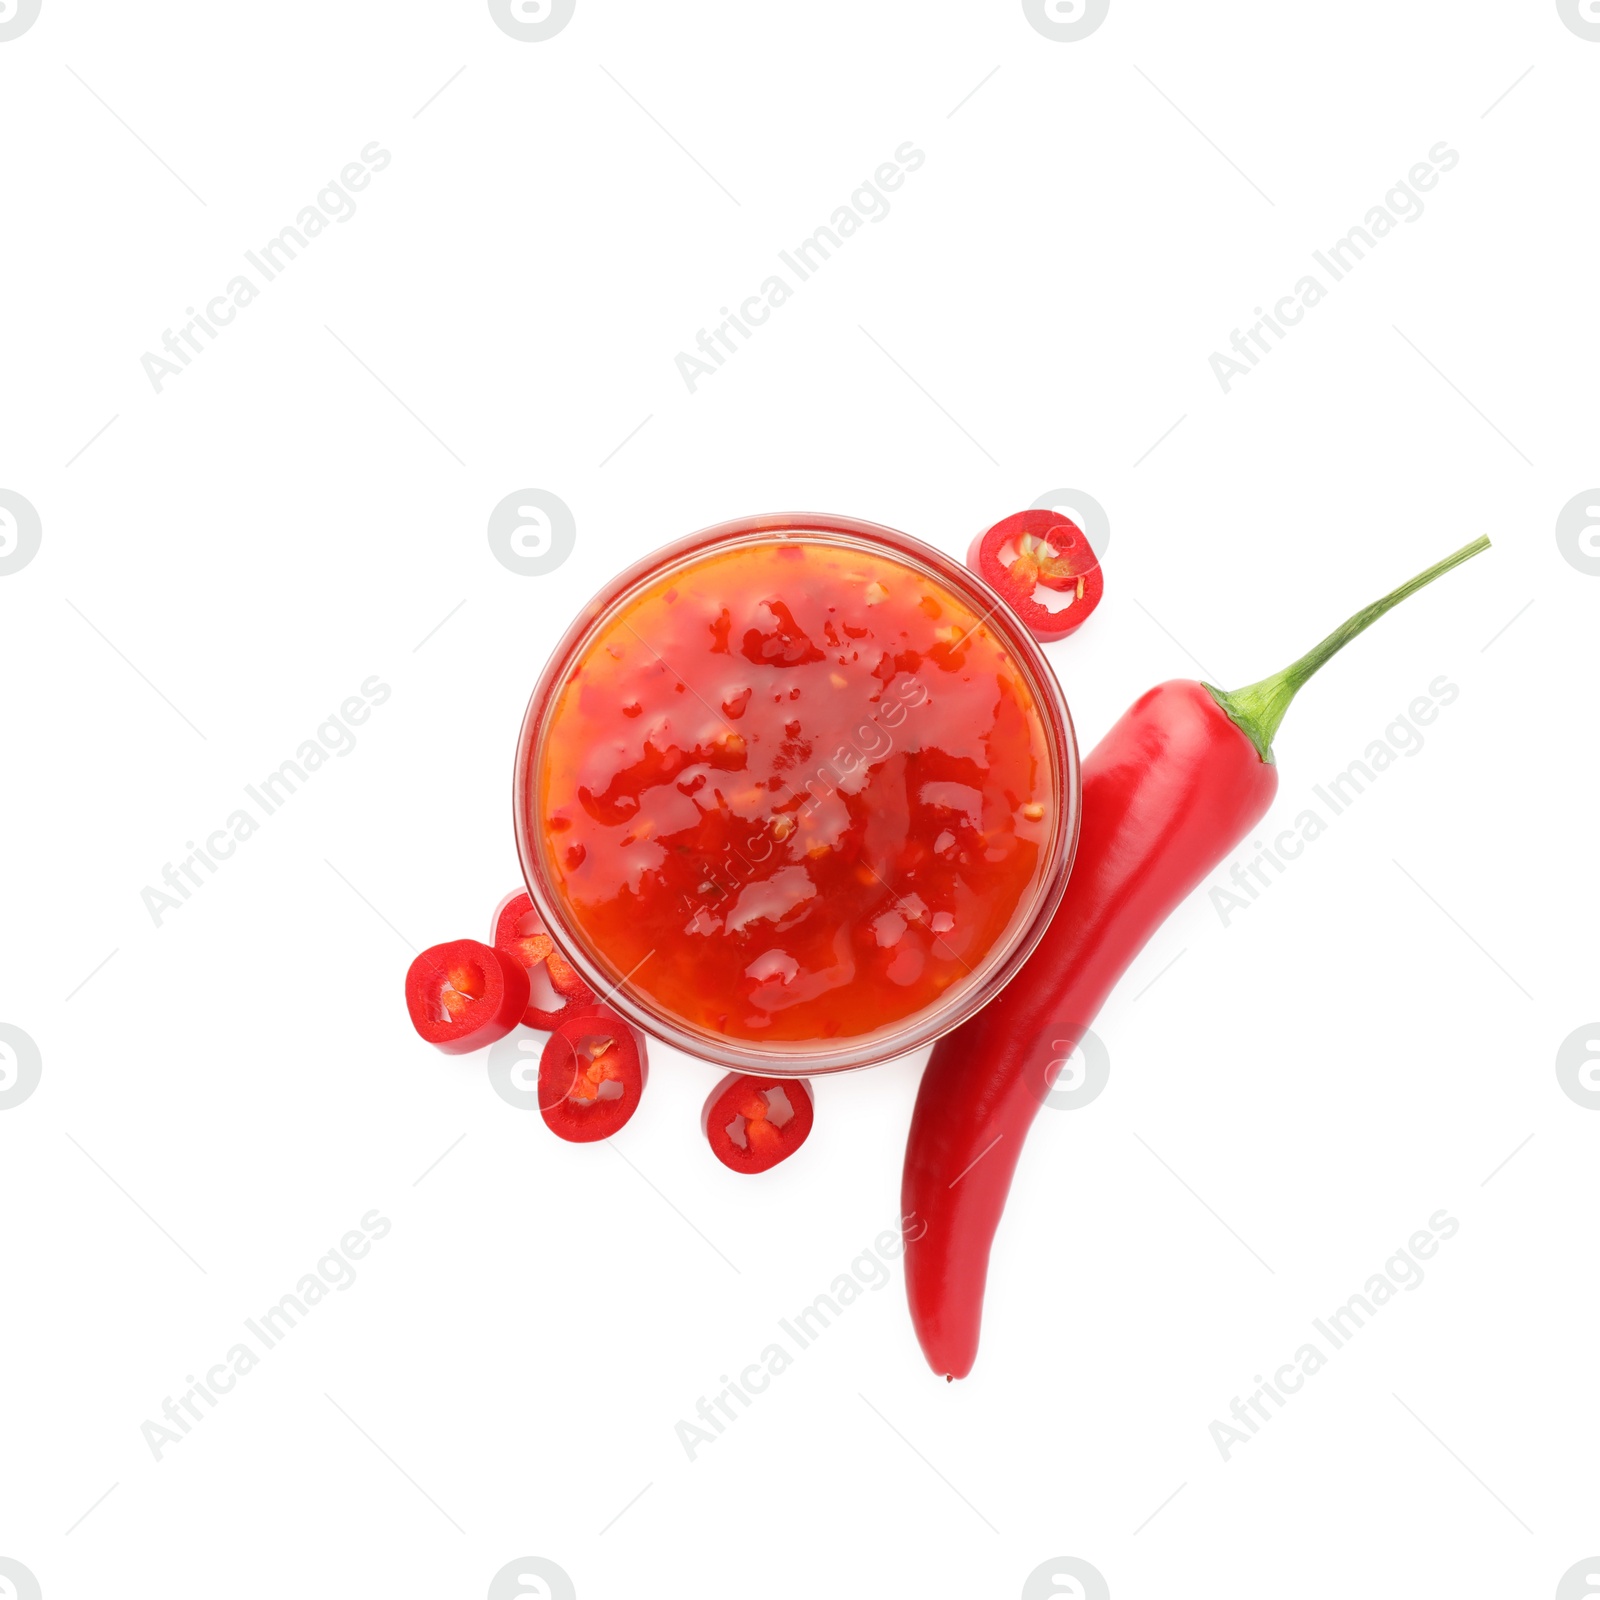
[{"x1": 902, "y1": 536, "x2": 1489, "y2": 1379}]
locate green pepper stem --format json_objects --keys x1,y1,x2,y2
[{"x1": 1205, "y1": 535, "x2": 1491, "y2": 762}]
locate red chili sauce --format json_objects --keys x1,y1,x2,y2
[{"x1": 534, "y1": 539, "x2": 1055, "y2": 1045}]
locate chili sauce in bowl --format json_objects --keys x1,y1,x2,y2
[{"x1": 515, "y1": 514, "x2": 1079, "y2": 1073}]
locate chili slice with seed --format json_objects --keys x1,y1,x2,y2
[
  {"x1": 404, "y1": 938, "x2": 530, "y2": 1055},
  {"x1": 966, "y1": 509, "x2": 1103, "y2": 642},
  {"x1": 538, "y1": 1007, "x2": 648, "y2": 1143},
  {"x1": 701, "y1": 1072, "x2": 815, "y2": 1174},
  {"x1": 491, "y1": 888, "x2": 596, "y2": 1029}
]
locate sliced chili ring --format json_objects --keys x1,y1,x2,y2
[
  {"x1": 538, "y1": 1006, "x2": 649, "y2": 1143},
  {"x1": 701, "y1": 1072, "x2": 815, "y2": 1174},
  {"x1": 405, "y1": 938, "x2": 530, "y2": 1055},
  {"x1": 491, "y1": 888, "x2": 596, "y2": 1029},
  {"x1": 966, "y1": 509, "x2": 1103, "y2": 642}
]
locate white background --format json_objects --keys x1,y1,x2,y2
[{"x1": 2, "y1": 3, "x2": 1597, "y2": 1597}]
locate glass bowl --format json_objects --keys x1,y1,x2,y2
[{"x1": 513, "y1": 511, "x2": 1081, "y2": 1073}]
